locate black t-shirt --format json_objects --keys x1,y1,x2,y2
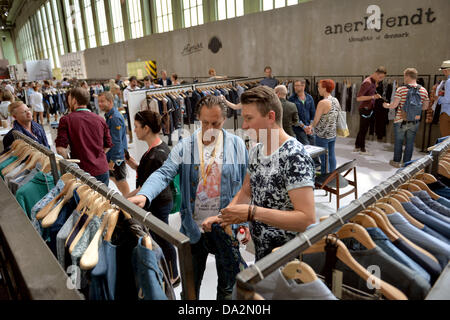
[{"x1": 137, "y1": 142, "x2": 173, "y2": 209}]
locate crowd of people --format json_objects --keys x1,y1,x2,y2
[{"x1": 0, "y1": 59, "x2": 449, "y2": 299}]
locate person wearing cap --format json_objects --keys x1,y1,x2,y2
[{"x1": 438, "y1": 60, "x2": 450, "y2": 137}]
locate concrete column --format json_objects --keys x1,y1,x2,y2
[
  {"x1": 202, "y1": 0, "x2": 217, "y2": 23},
  {"x1": 244, "y1": 0, "x2": 261, "y2": 14},
  {"x1": 90, "y1": 0, "x2": 102, "y2": 47},
  {"x1": 54, "y1": 0, "x2": 70, "y2": 55},
  {"x1": 122, "y1": 0, "x2": 131, "y2": 40},
  {"x1": 171, "y1": 0, "x2": 183, "y2": 30},
  {"x1": 79, "y1": 0, "x2": 90, "y2": 48},
  {"x1": 148, "y1": 0, "x2": 157, "y2": 34},
  {"x1": 141, "y1": 0, "x2": 152, "y2": 36},
  {"x1": 102, "y1": 0, "x2": 114, "y2": 44}
]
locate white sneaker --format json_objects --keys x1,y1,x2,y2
[{"x1": 353, "y1": 148, "x2": 360, "y2": 152}]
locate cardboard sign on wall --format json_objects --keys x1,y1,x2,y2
[{"x1": 25, "y1": 60, "x2": 52, "y2": 81}]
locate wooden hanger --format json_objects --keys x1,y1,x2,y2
[
  {"x1": 36, "y1": 174, "x2": 77, "y2": 220},
  {"x1": 365, "y1": 208, "x2": 439, "y2": 264},
  {"x1": 303, "y1": 236, "x2": 407, "y2": 300},
  {"x1": 104, "y1": 208, "x2": 120, "y2": 242},
  {"x1": 414, "y1": 172, "x2": 437, "y2": 184},
  {"x1": 336, "y1": 223, "x2": 377, "y2": 250},
  {"x1": 379, "y1": 198, "x2": 424, "y2": 229},
  {"x1": 68, "y1": 201, "x2": 99, "y2": 254},
  {"x1": 65, "y1": 192, "x2": 103, "y2": 250},
  {"x1": 362, "y1": 209, "x2": 398, "y2": 242},
  {"x1": 0, "y1": 139, "x2": 24, "y2": 162},
  {"x1": 16, "y1": 152, "x2": 46, "y2": 177},
  {"x1": 281, "y1": 260, "x2": 318, "y2": 284},
  {"x1": 1, "y1": 146, "x2": 34, "y2": 175},
  {"x1": 438, "y1": 160, "x2": 450, "y2": 178},
  {"x1": 409, "y1": 179, "x2": 440, "y2": 200},
  {"x1": 376, "y1": 198, "x2": 425, "y2": 229},
  {"x1": 271, "y1": 247, "x2": 318, "y2": 284},
  {"x1": 79, "y1": 210, "x2": 111, "y2": 270},
  {"x1": 438, "y1": 162, "x2": 450, "y2": 178},
  {"x1": 399, "y1": 183, "x2": 421, "y2": 193},
  {"x1": 396, "y1": 189, "x2": 414, "y2": 198},
  {"x1": 41, "y1": 180, "x2": 82, "y2": 228},
  {"x1": 349, "y1": 213, "x2": 378, "y2": 228}
]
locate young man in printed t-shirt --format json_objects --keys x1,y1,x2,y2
[
  {"x1": 220, "y1": 85, "x2": 316, "y2": 261},
  {"x1": 383, "y1": 68, "x2": 429, "y2": 168}
]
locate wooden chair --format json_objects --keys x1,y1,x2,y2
[{"x1": 315, "y1": 159, "x2": 358, "y2": 210}]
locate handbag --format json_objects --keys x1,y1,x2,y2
[{"x1": 335, "y1": 98, "x2": 349, "y2": 137}]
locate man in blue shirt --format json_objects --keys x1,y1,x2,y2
[
  {"x1": 128, "y1": 95, "x2": 248, "y2": 300},
  {"x1": 438, "y1": 60, "x2": 450, "y2": 137},
  {"x1": 288, "y1": 79, "x2": 316, "y2": 145},
  {"x1": 260, "y1": 66, "x2": 279, "y2": 89},
  {"x1": 98, "y1": 91, "x2": 130, "y2": 196},
  {"x1": 2, "y1": 101, "x2": 49, "y2": 153}
]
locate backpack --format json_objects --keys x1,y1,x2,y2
[{"x1": 401, "y1": 85, "x2": 423, "y2": 121}]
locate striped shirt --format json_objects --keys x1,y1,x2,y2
[{"x1": 394, "y1": 85, "x2": 429, "y2": 123}]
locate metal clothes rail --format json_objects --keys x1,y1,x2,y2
[
  {"x1": 429, "y1": 137, "x2": 450, "y2": 176},
  {"x1": 12, "y1": 130, "x2": 60, "y2": 182},
  {"x1": 235, "y1": 155, "x2": 432, "y2": 299},
  {"x1": 58, "y1": 159, "x2": 196, "y2": 300}
]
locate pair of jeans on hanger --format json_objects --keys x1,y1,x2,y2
[{"x1": 188, "y1": 223, "x2": 247, "y2": 300}]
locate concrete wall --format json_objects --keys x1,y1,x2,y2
[
  {"x1": 82, "y1": 0, "x2": 450, "y2": 80},
  {"x1": 0, "y1": 31, "x2": 17, "y2": 66}
]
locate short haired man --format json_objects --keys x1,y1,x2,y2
[
  {"x1": 220, "y1": 85, "x2": 316, "y2": 261},
  {"x1": 55, "y1": 88, "x2": 113, "y2": 185},
  {"x1": 260, "y1": 66, "x2": 279, "y2": 89},
  {"x1": 437, "y1": 60, "x2": 450, "y2": 137},
  {"x1": 128, "y1": 95, "x2": 248, "y2": 300},
  {"x1": 383, "y1": 68, "x2": 429, "y2": 167},
  {"x1": 61, "y1": 78, "x2": 70, "y2": 87},
  {"x1": 355, "y1": 66, "x2": 387, "y2": 155},
  {"x1": 3, "y1": 81, "x2": 15, "y2": 95},
  {"x1": 157, "y1": 70, "x2": 172, "y2": 87},
  {"x1": 98, "y1": 91, "x2": 130, "y2": 196},
  {"x1": 143, "y1": 76, "x2": 158, "y2": 89},
  {"x1": 274, "y1": 84, "x2": 299, "y2": 137},
  {"x1": 288, "y1": 79, "x2": 316, "y2": 145},
  {"x1": 123, "y1": 76, "x2": 141, "y2": 104},
  {"x1": 123, "y1": 76, "x2": 140, "y2": 144},
  {"x1": 2, "y1": 101, "x2": 49, "y2": 153}
]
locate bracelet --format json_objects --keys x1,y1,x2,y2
[
  {"x1": 247, "y1": 205, "x2": 253, "y2": 221},
  {"x1": 250, "y1": 205, "x2": 257, "y2": 221}
]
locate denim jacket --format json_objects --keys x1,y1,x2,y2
[
  {"x1": 105, "y1": 107, "x2": 128, "y2": 162},
  {"x1": 288, "y1": 93, "x2": 316, "y2": 131},
  {"x1": 138, "y1": 128, "x2": 248, "y2": 244}
]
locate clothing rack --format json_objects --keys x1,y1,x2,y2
[
  {"x1": 193, "y1": 79, "x2": 243, "y2": 131},
  {"x1": 235, "y1": 155, "x2": 433, "y2": 299},
  {"x1": 313, "y1": 75, "x2": 365, "y2": 83},
  {"x1": 58, "y1": 159, "x2": 196, "y2": 300},
  {"x1": 429, "y1": 137, "x2": 450, "y2": 176},
  {"x1": 12, "y1": 130, "x2": 60, "y2": 182}
]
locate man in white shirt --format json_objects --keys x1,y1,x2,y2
[
  {"x1": 123, "y1": 76, "x2": 140, "y2": 104},
  {"x1": 3, "y1": 81, "x2": 15, "y2": 94}
]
